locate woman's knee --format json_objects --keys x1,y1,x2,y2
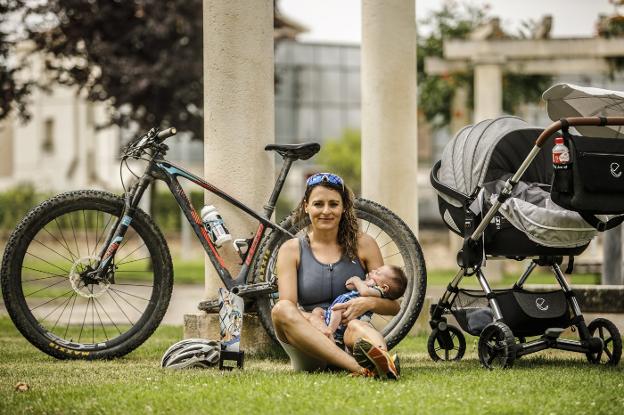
[
  {"x1": 271, "y1": 300, "x2": 299, "y2": 327},
  {"x1": 346, "y1": 319, "x2": 368, "y2": 332}
]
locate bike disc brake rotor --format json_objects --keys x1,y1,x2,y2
[{"x1": 69, "y1": 256, "x2": 110, "y2": 298}]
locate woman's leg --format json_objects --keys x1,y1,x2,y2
[
  {"x1": 272, "y1": 300, "x2": 365, "y2": 373},
  {"x1": 342, "y1": 319, "x2": 387, "y2": 351}
]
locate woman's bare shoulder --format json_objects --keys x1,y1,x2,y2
[
  {"x1": 278, "y1": 237, "x2": 300, "y2": 257},
  {"x1": 357, "y1": 232, "x2": 378, "y2": 250}
]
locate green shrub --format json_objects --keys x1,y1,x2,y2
[{"x1": 0, "y1": 184, "x2": 44, "y2": 232}]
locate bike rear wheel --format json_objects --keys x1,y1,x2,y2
[
  {"x1": 1, "y1": 190, "x2": 173, "y2": 359},
  {"x1": 252, "y1": 198, "x2": 426, "y2": 349}
]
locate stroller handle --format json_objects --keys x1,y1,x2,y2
[{"x1": 535, "y1": 116, "x2": 624, "y2": 147}]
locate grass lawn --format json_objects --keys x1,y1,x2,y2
[{"x1": 0, "y1": 316, "x2": 622, "y2": 414}]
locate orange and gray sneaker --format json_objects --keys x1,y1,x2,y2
[
  {"x1": 349, "y1": 367, "x2": 376, "y2": 378},
  {"x1": 353, "y1": 337, "x2": 400, "y2": 380}
]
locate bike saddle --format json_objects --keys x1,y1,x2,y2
[{"x1": 264, "y1": 142, "x2": 320, "y2": 160}]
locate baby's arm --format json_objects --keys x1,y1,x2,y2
[
  {"x1": 345, "y1": 276, "x2": 383, "y2": 298},
  {"x1": 327, "y1": 309, "x2": 343, "y2": 334}
]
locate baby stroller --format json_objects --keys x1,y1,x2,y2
[{"x1": 428, "y1": 83, "x2": 624, "y2": 369}]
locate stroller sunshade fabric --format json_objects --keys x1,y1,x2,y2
[
  {"x1": 543, "y1": 83, "x2": 624, "y2": 138},
  {"x1": 438, "y1": 116, "x2": 548, "y2": 206}
]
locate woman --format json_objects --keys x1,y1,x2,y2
[{"x1": 271, "y1": 172, "x2": 400, "y2": 379}]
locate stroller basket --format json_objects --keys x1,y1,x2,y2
[{"x1": 452, "y1": 288, "x2": 571, "y2": 337}]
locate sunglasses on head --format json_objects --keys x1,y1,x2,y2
[{"x1": 306, "y1": 173, "x2": 344, "y2": 190}]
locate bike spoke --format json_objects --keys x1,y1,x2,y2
[
  {"x1": 54, "y1": 218, "x2": 79, "y2": 262},
  {"x1": 64, "y1": 294, "x2": 79, "y2": 339},
  {"x1": 40, "y1": 290, "x2": 76, "y2": 322},
  {"x1": 83, "y1": 210, "x2": 91, "y2": 255},
  {"x1": 116, "y1": 256, "x2": 151, "y2": 266},
  {"x1": 110, "y1": 287, "x2": 150, "y2": 303},
  {"x1": 32, "y1": 238, "x2": 75, "y2": 264},
  {"x1": 69, "y1": 212, "x2": 81, "y2": 258},
  {"x1": 78, "y1": 297, "x2": 90, "y2": 343},
  {"x1": 116, "y1": 243, "x2": 147, "y2": 265},
  {"x1": 25, "y1": 251, "x2": 70, "y2": 275},
  {"x1": 112, "y1": 282, "x2": 154, "y2": 287},
  {"x1": 51, "y1": 293, "x2": 77, "y2": 332},
  {"x1": 92, "y1": 213, "x2": 114, "y2": 258},
  {"x1": 107, "y1": 291, "x2": 134, "y2": 325},
  {"x1": 95, "y1": 297, "x2": 122, "y2": 336},
  {"x1": 92, "y1": 299, "x2": 109, "y2": 342},
  {"x1": 22, "y1": 271, "x2": 67, "y2": 282},
  {"x1": 26, "y1": 278, "x2": 71, "y2": 299}
]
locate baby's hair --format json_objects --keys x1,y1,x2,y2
[{"x1": 385, "y1": 265, "x2": 408, "y2": 300}]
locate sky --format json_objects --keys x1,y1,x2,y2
[{"x1": 280, "y1": 0, "x2": 618, "y2": 44}]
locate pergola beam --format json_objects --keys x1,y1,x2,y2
[
  {"x1": 425, "y1": 56, "x2": 611, "y2": 75},
  {"x1": 444, "y1": 38, "x2": 624, "y2": 60}
]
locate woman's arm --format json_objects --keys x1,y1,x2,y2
[
  {"x1": 275, "y1": 238, "x2": 334, "y2": 338},
  {"x1": 275, "y1": 238, "x2": 299, "y2": 303},
  {"x1": 331, "y1": 233, "x2": 400, "y2": 321}
]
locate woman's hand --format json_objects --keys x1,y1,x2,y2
[
  {"x1": 306, "y1": 311, "x2": 335, "y2": 341},
  {"x1": 332, "y1": 297, "x2": 373, "y2": 324}
]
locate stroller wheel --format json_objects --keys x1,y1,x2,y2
[
  {"x1": 427, "y1": 324, "x2": 466, "y2": 362},
  {"x1": 478, "y1": 322, "x2": 515, "y2": 369},
  {"x1": 585, "y1": 318, "x2": 622, "y2": 366}
]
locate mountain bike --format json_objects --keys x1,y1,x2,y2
[{"x1": 1, "y1": 127, "x2": 427, "y2": 359}]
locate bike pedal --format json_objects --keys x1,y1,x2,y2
[
  {"x1": 198, "y1": 299, "x2": 220, "y2": 312},
  {"x1": 219, "y1": 350, "x2": 245, "y2": 370}
]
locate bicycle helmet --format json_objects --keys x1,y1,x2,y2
[{"x1": 161, "y1": 339, "x2": 221, "y2": 369}]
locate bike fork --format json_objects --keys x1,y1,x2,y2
[{"x1": 96, "y1": 175, "x2": 152, "y2": 275}]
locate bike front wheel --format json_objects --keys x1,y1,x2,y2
[
  {"x1": 252, "y1": 198, "x2": 426, "y2": 350},
  {"x1": 1, "y1": 190, "x2": 173, "y2": 359}
]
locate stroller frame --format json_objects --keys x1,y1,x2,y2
[{"x1": 428, "y1": 116, "x2": 624, "y2": 368}]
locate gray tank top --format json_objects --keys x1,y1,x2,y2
[{"x1": 297, "y1": 236, "x2": 366, "y2": 311}]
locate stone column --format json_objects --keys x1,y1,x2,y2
[
  {"x1": 473, "y1": 58, "x2": 503, "y2": 122},
  {"x1": 203, "y1": 0, "x2": 275, "y2": 298},
  {"x1": 602, "y1": 228, "x2": 623, "y2": 285},
  {"x1": 473, "y1": 58, "x2": 504, "y2": 280},
  {"x1": 361, "y1": 0, "x2": 418, "y2": 234}
]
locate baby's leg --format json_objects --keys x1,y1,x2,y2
[
  {"x1": 328, "y1": 309, "x2": 343, "y2": 334},
  {"x1": 311, "y1": 307, "x2": 325, "y2": 320}
]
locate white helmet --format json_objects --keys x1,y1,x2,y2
[{"x1": 161, "y1": 339, "x2": 221, "y2": 369}]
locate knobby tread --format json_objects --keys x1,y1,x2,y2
[{"x1": 1, "y1": 190, "x2": 173, "y2": 359}]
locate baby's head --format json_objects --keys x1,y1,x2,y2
[{"x1": 367, "y1": 265, "x2": 408, "y2": 300}]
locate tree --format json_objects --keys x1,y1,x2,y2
[
  {"x1": 417, "y1": 1, "x2": 552, "y2": 128},
  {"x1": 0, "y1": 0, "x2": 31, "y2": 122},
  {"x1": 316, "y1": 129, "x2": 361, "y2": 195},
  {"x1": 17, "y1": 0, "x2": 204, "y2": 138},
  {"x1": 3, "y1": 1, "x2": 288, "y2": 139}
]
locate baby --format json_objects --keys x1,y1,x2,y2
[{"x1": 313, "y1": 264, "x2": 408, "y2": 344}]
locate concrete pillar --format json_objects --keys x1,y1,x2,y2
[
  {"x1": 203, "y1": 0, "x2": 275, "y2": 298},
  {"x1": 361, "y1": 0, "x2": 418, "y2": 234},
  {"x1": 602, "y1": 227, "x2": 623, "y2": 285},
  {"x1": 473, "y1": 59, "x2": 503, "y2": 122}
]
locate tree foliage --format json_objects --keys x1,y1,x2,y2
[
  {"x1": 17, "y1": 0, "x2": 204, "y2": 137},
  {"x1": 316, "y1": 129, "x2": 361, "y2": 195},
  {"x1": 0, "y1": 0, "x2": 31, "y2": 121},
  {"x1": 418, "y1": 1, "x2": 552, "y2": 128}
]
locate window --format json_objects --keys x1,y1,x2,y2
[{"x1": 42, "y1": 118, "x2": 54, "y2": 153}]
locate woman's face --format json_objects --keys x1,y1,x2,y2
[{"x1": 305, "y1": 186, "x2": 344, "y2": 231}]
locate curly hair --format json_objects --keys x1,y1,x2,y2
[{"x1": 293, "y1": 181, "x2": 359, "y2": 260}]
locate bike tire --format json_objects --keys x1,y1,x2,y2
[
  {"x1": 1, "y1": 190, "x2": 173, "y2": 359},
  {"x1": 251, "y1": 198, "x2": 426, "y2": 350}
]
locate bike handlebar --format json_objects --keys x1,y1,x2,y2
[{"x1": 157, "y1": 127, "x2": 177, "y2": 142}]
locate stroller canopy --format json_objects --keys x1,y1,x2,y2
[
  {"x1": 543, "y1": 83, "x2": 624, "y2": 138},
  {"x1": 438, "y1": 116, "x2": 553, "y2": 205},
  {"x1": 436, "y1": 115, "x2": 596, "y2": 248}
]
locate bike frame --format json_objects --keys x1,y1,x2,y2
[{"x1": 96, "y1": 150, "x2": 296, "y2": 290}]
